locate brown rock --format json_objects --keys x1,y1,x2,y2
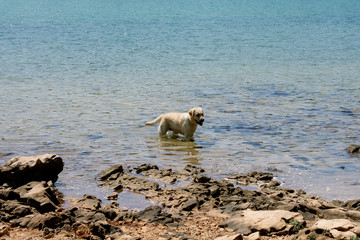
[
  {"x1": 347, "y1": 144, "x2": 360, "y2": 154},
  {"x1": 0, "y1": 154, "x2": 63, "y2": 186}
]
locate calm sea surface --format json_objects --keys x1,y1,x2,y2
[{"x1": 1, "y1": 0, "x2": 359, "y2": 206}]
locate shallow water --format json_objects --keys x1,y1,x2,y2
[{"x1": 1, "y1": 0, "x2": 360, "y2": 206}]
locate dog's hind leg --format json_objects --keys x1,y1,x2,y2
[{"x1": 158, "y1": 121, "x2": 169, "y2": 137}]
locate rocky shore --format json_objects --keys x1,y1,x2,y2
[{"x1": 0, "y1": 153, "x2": 360, "y2": 240}]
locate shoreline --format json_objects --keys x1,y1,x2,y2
[{"x1": 1, "y1": 154, "x2": 360, "y2": 239}]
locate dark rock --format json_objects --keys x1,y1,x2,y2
[
  {"x1": 347, "y1": 144, "x2": 360, "y2": 154},
  {"x1": 15, "y1": 181, "x2": 60, "y2": 213},
  {"x1": 343, "y1": 199, "x2": 360, "y2": 211},
  {"x1": 0, "y1": 186, "x2": 19, "y2": 200},
  {"x1": 180, "y1": 198, "x2": 198, "y2": 211},
  {"x1": 23, "y1": 212, "x2": 63, "y2": 230},
  {"x1": 133, "y1": 164, "x2": 159, "y2": 174},
  {"x1": 248, "y1": 171, "x2": 273, "y2": 181},
  {"x1": 182, "y1": 164, "x2": 205, "y2": 175},
  {"x1": 98, "y1": 164, "x2": 124, "y2": 181},
  {"x1": 0, "y1": 154, "x2": 63, "y2": 187},
  {"x1": 100, "y1": 201, "x2": 121, "y2": 220},
  {"x1": 194, "y1": 175, "x2": 211, "y2": 183},
  {"x1": 100, "y1": 173, "x2": 159, "y2": 192},
  {"x1": 136, "y1": 205, "x2": 162, "y2": 220}
]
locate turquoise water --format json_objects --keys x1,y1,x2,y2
[{"x1": 1, "y1": 0, "x2": 359, "y2": 203}]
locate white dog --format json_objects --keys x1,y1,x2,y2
[{"x1": 145, "y1": 107, "x2": 204, "y2": 140}]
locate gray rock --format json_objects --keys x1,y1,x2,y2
[
  {"x1": 15, "y1": 181, "x2": 59, "y2": 213},
  {"x1": 98, "y1": 164, "x2": 124, "y2": 181},
  {"x1": 180, "y1": 198, "x2": 198, "y2": 211},
  {"x1": 0, "y1": 154, "x2": 63, "y2": 186},
  {"x1": 136, "y1": 205, "x2": 162, "y2": 220}
]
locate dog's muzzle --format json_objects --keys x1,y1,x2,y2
[{"x1": 197, "y1": 119, "x2": 204, "y2": 126}]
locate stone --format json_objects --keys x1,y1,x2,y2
[
  {"x1": 311, "y1": 219, "x2": 357, "y2": 231},
  {"x1": 344, "y1": 199, "x2": 360, "y2": 210},
  {"x1": 214, "y1": 234, "x2": 243, "y2": 240},
  {"x1": 133, "y1": 164, "x2": 159, "y2": 174},
  {"x1": 100, "y1": 173, "x2": 159, "y2": 192},
  {"x1": 244, "y1": 232, "x2": 260, "y2": 240},
  {"x1": 74, "y1": 223, "x2": 92, "y2": 239},
  {"x1": 182, "y1": 164, "x2": 205, "y2": 175},
  {"x1": 194, "y1": 175, "x2": 211, "y2": 183},
  {"x1": 330, "y1": 229, "x2": 356, "y2": 239},
  {"x1": 73, "y1": 194, "x2": 102, "y2": 211},
  {"x1": 347, "y1": 144, "x2": 360, "y2": 154},
  {"x1": 0, "y1": 186, "x2": 20, "y2": 200},
  {"x1": 0, "y1": 154, "x2": 63, "y2": 186},
  {"x1": 0, "y1": 223, "x2": 10, "y2": 237},
  {"x1": 220, "y1": 209, "x2": 304, "y2": 235},
  {"x1": 98, "y1": 165, "x2": 124, "y2": 181},
  {"x1": 310, "y1": 219, "x2": 360, "y2": 239},
  {"x1": 15, "y1": 181, "x2": 60, "y2": 213},
  {"x1": 136, "y1": 205, "x2": 162, "y2": 220},
  {"x1": 180, "y1": 198, "x2": 198, "y2": 211}
]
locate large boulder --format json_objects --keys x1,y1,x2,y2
[{"x1": 0, "y1": 154, "x2": 63, "y2": 186}]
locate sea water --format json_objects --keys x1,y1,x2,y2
[{"x1": 1, "y1": 0, "x2": 359, "y2": 205}]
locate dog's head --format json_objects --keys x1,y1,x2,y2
[{"x1": 188, "y1": 107, "x2": 204, "y2": 126}]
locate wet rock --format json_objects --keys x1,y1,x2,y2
[
  {"x1": 347, "y1": 144, "x2": 360, "y2": 154},
  {"x1": 133, "y1": 164, "x2": 159, "y2": 174},
  {"x1": 248, "y1": 171, "x2": 273, "y2": 181},
  {"x1": 98, "y1": 164, "x2": 124, "y2": 181},
  {"x1": 220, "y1": 209, "x2": 304, "y2": 235},
  {"x1": 193, "y1": 175, "x2": 211, "y2": 183},
  {"x1": 181, "y1": 164, "x2": 205, "y2": 175},
  {"x1": 137, "y1": 167, "x2": 179, "y2": 184},
  {"x1": 0, "y1": 154, "x2": 63, "y2": 186},
  {"x1": 100, "y1": 172, "x2": 159, "y2": 192},
  {"x1": 106, "y1": 192, "x2": 118, "y2": 200}
]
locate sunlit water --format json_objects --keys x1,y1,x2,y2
[{"x1": 1, "y1": 0, "x2": 359, "y2": 206}]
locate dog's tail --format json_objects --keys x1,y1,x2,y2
[{"x1": 145, "y1": 115, "x2": 163, "y2": 126}]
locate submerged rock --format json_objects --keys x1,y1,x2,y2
[{"x1": 347, "y1": 144, "x2": 360, "y2": 154}]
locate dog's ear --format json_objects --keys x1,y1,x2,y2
[{"x1": 188, "y1": 109, "x2": 194, "y2": 117}]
